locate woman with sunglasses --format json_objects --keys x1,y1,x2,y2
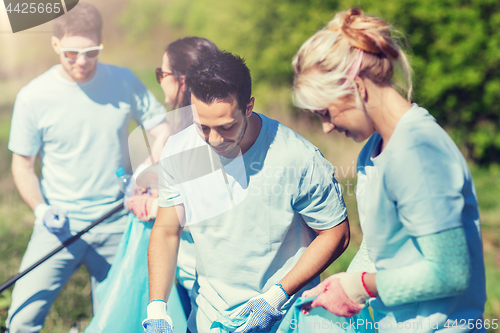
[
  {"x1": 85, "y1": 37, "x2": 220, "y2": 333},
  {"x1": 282, "y1": 7, "x2": 486, "y2": 332},
  {"x1": 152, "y1": 35, "x2": 221, "y2": 319}
]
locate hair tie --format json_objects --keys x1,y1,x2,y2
[{"x1": 347, "y1": 49, "x2": 363, "y2": 78}]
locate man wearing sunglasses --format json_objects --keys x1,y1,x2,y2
[
  {"x1": 53, "y1": 39, "x2": 103, "y2": 81},
  {"x1": 6, "y1": 3, "x2": 169, "y2": 332}
]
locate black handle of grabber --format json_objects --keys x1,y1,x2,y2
[{"x1": 0, "y1": 202, "x2": 124, "y2": 294}]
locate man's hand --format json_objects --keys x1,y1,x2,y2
[
  {"x1": 143, "y1": 300, "x2": 174, "y2": 333},
  {"x1": 231, "y1": 285, "x2": 289, "y2": 333},
  {"x1": 301, "y1": 272, "x2": 371, "y2": 317},
  {"x1": 34, "y1": 203, "x2": 69, "y2": 233}
]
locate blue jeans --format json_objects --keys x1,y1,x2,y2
[{"x1": 6, "y1": 224, "x2": 122, "y2": 333}]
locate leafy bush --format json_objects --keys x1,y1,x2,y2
[{"x1": 119, "y1": 0, "x2": 500, "y2": 165}]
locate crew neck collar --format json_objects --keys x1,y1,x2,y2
[{"x1": 52, "y1": 62, "x2": 100, "y2": 86}]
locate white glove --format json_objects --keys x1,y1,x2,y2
[
  {"x1": 34, "y1": 203, "x2": 69, "y2": 234},
  {"x1": 232, "y1": 284, "x2": 290, "y2": 333},
  {"x1": 142, "y1": 300, "x2": 174, "y2": 333}
]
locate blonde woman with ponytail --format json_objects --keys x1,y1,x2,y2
[{"x1": 290, "y1": 8, "x2": 486, "y2": 331}]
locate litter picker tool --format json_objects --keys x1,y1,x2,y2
[{"x1": 0, "y1": 202, "x2": 124, "y2": 294}]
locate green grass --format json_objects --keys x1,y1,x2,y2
[
  {"x1": 0, "y1": 105, "x2": 13, "y2": 143},
  {"x1": 471, "y1": 164, "x2": 500, "y2": 231}
]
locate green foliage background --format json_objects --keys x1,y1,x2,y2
[{"x1": 120, "y1": 0, "x2": 500, "y2": 164}]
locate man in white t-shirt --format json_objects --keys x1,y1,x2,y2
[
  {"x1": 143, "y1": 52, "x2": 350, "y2": 333},
  {"x1": 6, "y1": 3, "x2": 169, "y2": 332}
]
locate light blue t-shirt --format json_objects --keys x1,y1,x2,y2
[
  {"x1": 356, "y1": 104, "x2": 486, "y2": 332},
  {"x1": 9, "y1": 63, "x2": 166, "y2": 233},
  {"x1": 158, "y1": 113, "x2": 348, "y2": 333}
]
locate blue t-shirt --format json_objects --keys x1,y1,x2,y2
[
  {"x1": 8, "y1": 63, "x2": 166, "y2": 233},
  {"x1": 158, "y1": 113, "x2": 348, "y2": 333},
  {"x1": 356, "y1": 104, "x2": 486, "y2": 331}
]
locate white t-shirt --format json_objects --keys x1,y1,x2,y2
[
  {"x1": 8, "y1": 63, "x2": 166, "y2": 233},
  {"x1": 158, "y1": 113, "x2": 348, "y2": 332}
]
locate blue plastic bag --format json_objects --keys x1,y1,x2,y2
[
  {"x1": 85, "y1": 214, "x2": 187, "y2": 332},
  {"x1": 277, "y1": 296, "x2": 375, "y2": 333},
  {"x1": 210, "y1": 313, "x2": 250, "y2": 333}
]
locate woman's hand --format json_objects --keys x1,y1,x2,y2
[
  {"x1": 126, "y1": 191, "x2": 159, "y2": 222},
  {"x1": 301, "y1": 272, "x2": 374, "y2": 317}
]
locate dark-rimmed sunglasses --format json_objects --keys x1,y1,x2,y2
[{"x1": 156, "y1": 68, "x2": 173, "y2": 84}]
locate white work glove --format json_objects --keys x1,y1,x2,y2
[
  {"x1": 142, "y1": 300, "x2": 174, "y2": 333},
  {"x1": 34, "y1": 203, "x2": 69, "y2": 234},
  {"x1": 231, "y1": 284, "x2": 290, "y2": 333},
  {"x1": 301, "y1": 272, "x2": 372, "y2": 317}
]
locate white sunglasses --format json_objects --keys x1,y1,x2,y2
[{"x1": 58, "y1": 44, "x2": 104, "y2": 59}]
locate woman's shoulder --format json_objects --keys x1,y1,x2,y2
[
  {"x1": 387, "y1": 105, "x2": 460, "y2": 159},
  {"x1": 382, "y1": 105, "x2": 470, "y2": 183}
]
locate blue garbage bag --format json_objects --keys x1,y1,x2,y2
[
  {"x1": 211, "y1": 312, "x2": 283, "y2": 333},
  {"x1": 210, "y1": 313, "x2": 249, "y2": 333},
  {"x1": 85, "y1": 214, "x2": 187, "y2": 332},
  {"x1": 278, "y1": 297, "x2": 375, "y2": 333}
]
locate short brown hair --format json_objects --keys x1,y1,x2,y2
[{"x1": 53, "y1": 2, "x2": 102, "y2": 43}]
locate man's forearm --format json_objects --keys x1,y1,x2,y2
[
  {"x1": 148, "y1": 206, "x2": 183, "y2": 302},
  {"x1": 279, "y1": 218, "x2": 350, "y2": 296},
  {"x1": 12, "y1": 154, "x2": 44, "y2": 211}
]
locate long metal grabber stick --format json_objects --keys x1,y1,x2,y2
[{"x1": 0, "y1": 202, "x2": 124, "y2": 294}]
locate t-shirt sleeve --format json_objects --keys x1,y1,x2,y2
[
  {"x1": 8, "y1": 89, "x2": 42, "y2": 156},
  {"x1": 158, "y1": 149, "x2": 184, "y2": 208},
  {"x1": 385, "y1": 142, "x2": 465, "y2": 236},
  {"x1": 292, "y1": 150, "x2": 348, "y2": 230},
  {"x1": 128, "y1": 72, "x2": 166, "y2": 130}
]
